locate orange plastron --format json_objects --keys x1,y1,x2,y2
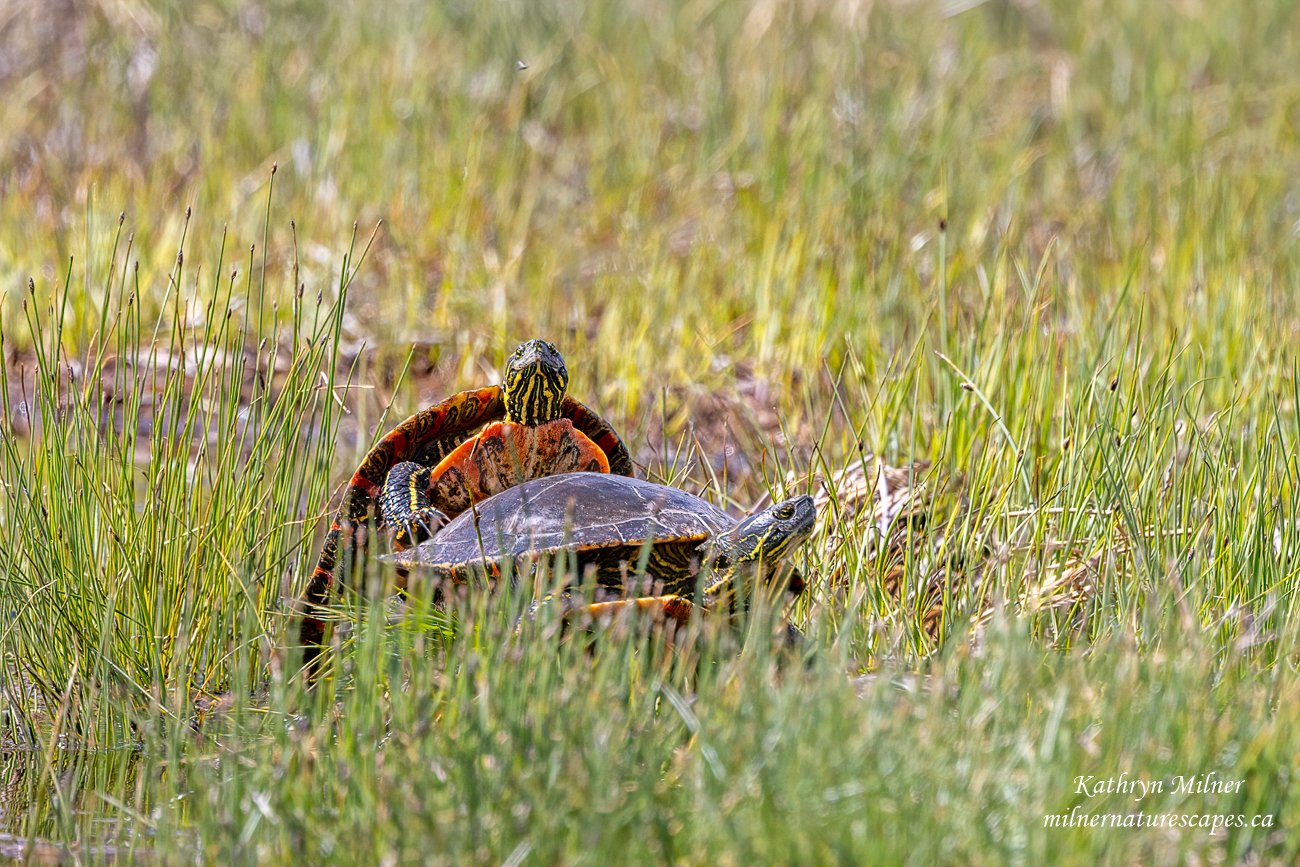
[{"x1": 424, "y1": 419, "x2": 610, "y2": 517}]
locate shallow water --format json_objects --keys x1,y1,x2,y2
[
  {"x1": 0, "y1": 749, "x2": 150, "y2": 864},
  {"x1": 0, "y1": 832, "x2": 132, "y2": 864}
]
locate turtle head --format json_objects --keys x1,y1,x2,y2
[
  {"x1": 706, "y1": 494, "x2": 817, "y2": 591},
  {"x1": 503, "y1": 339, "x2": 569, "y2": 425}
]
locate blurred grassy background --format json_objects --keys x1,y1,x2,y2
[
  {"x1": 2, "y1": 0, "x2": 1300, "y2": 863},
  {"x1": 5, "y1": 0, "x2": 1298, "y2": 404}
]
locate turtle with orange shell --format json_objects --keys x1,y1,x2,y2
[{"x1": 300, "y1": 339, "x2": 632, "y2": 668}]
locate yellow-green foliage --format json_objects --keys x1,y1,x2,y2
[{"x1": 1, "y1": 0, "x2": 1298, "y2": 863}]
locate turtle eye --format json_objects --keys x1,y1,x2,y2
[{"x1": 774, "y1": 503, "x2": 794, "y2": 520}]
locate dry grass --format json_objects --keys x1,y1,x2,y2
[{"x1": 1, "y1": 0, "x2": 1299, "y2": 863}]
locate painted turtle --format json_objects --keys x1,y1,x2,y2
[
  {"x1": 301, "y1": 339, "x2": 631, "y2": 667},
  {"x1": 382, "y1": 472, "x2": 817, "y2": 622}
]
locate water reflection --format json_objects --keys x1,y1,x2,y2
[{"x1": 0, "y1": 747, "x2": 149, "y2": 863}]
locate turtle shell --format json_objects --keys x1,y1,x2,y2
[
  {"x1": 300, "y1": 386, "x2": 631, "y2": 669},
  {"x1": 385, "y1": 473, "x2": 734, "y2": 589},
  {"x1": 419, "y1": 419, "x2": 611, "y2": 517}
]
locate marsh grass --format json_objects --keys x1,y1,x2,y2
[
  {"x1": 2, "y1": 0, "x2": 1300, "y2": 863},
  {"x1": 0, "y1": 196, "x2": 362, "y2": 738}
]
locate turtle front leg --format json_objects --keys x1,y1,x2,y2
[
  {"x1": 531, "y1": 591, "x2": 702, "y2": 627},
  {"x1": 380, "y1": 461, "x2": 451, "y2": 549}
]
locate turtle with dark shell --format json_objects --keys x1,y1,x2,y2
[
  {"x1": 383, "y1": 472, "x2": 817, "y2": 623},
  {"x1": 300, "y1": 339, "x2": 632, "y2": 669}
]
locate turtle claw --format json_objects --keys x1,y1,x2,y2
[{"x1": 393, "y1": 506, "x2": 450, "y2": 549}]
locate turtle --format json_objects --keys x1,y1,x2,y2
[
  {"x1": 300, "y1": 339, "x2": 632, "y2": 669},
  {"x1": 382, "y1": 472, "x2": 817, "y2": 624}
]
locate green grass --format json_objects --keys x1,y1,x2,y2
[{"x1": 2, "y1": 0, "x2": 1299, "y2": 863}]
